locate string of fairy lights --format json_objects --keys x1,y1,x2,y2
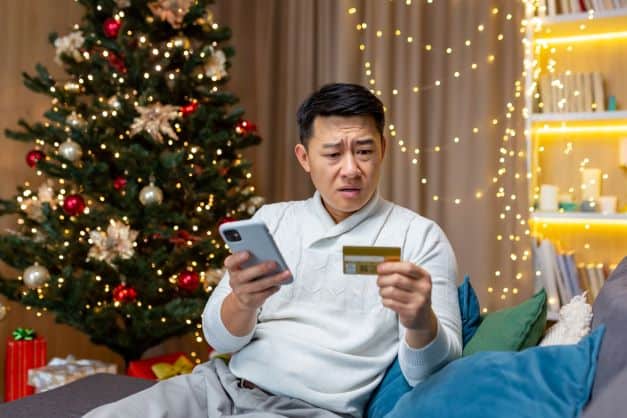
[
  {"x1": 348, "y1": 0, "x2": 627, "y2": 311},
  {"x1": 347, "y1": 0, "x2": 532, "y2": 310}
]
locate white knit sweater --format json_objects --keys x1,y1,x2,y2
[{"x1": 203, "y1": 191, "x2": 462, "y2": 416}]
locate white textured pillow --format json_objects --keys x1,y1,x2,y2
[{"x1": 540, "y1": 293, "x2": 593, "y2": 346}]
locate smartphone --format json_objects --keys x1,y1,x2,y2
[{"x1": 219, "y1": 219, "x2": 292, "y2": 284}]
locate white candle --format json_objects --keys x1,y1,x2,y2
[
  {"x1": 540, "y1": 184, "x2": 559, "y2": 212},
  {"x1": 581, "y1": 168, "x2": 601, "y2": 201},
  {"x1": 599, "y1": 196, "x2": 617, "y2": 214}
]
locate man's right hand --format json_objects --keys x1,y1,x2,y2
[{"x1": 224, "y1": 251, "x2": 292, "y2": 312}]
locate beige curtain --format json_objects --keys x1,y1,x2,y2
[
  {"x1": 214, "y1": 0, "x2": 530, "y2": 310},
  {"x1": 0, "y1": 0, "x2": 529, "y2": 398}
]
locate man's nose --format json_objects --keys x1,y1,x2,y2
[{"x1": 339, "y1": 153, "x2": 360, "y2": 177}]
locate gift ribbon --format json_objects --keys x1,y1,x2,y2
[
  {"x1": 151, "y1": 355, "x2": 194, "y2": 380},
  {"x1": 12, "y1": 328, "x2": 37, "y2": 341}
]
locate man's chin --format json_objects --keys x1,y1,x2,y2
[{"x1": 331, "y1": 197, "x2": 369, "y2": 214}]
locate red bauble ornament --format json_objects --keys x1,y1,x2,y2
[
  {"x1": 113, "y1": 176, "x2": 127, "y2": 190},
  {"x1": 107, "y1": 52, "x2": 127, "y2": 73},
  {"x1": 103, "y1": 18, "x2": 122, "y2": 38},
  {"x1": 26, "y1": 150, "x2": 45, "y2": 167},
  {"x1": 180, "y1": 101, "x2": 199, "y2": 117},
  {"x1": 113, "y1": 284, "x2": 137, "y2": 303},
  {"x1": 235, "y1": 120, "x2": 257, "y2": 135},
  {"x1": 177, "y1": 271, "x2": 200, "y2": 292},
  {"x1": 62, "y1": 194, "x2": 86, "y2": 216}
]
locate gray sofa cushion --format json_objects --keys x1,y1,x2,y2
[
  {"x1": 582, "y1": 365, "x2": 627, "y2": 418},
  {"x1": 589, "y1": 256, "x2": 627, "y2": 400},
  {"x1": 0, "y1": 373, "x2": 153, "y2": 418}
]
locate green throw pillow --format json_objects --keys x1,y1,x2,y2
[{"x1": 462, "y1": 289, "x2": 547, "y2": 356}]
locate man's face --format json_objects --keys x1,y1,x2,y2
[{"x1": 294, "y1": 115, "x2": 386, "y2": 223}]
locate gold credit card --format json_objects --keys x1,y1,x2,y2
[{"x1": 342, "y1": 246, "x2": 401, "y2": 275}]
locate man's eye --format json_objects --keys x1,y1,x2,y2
[
  {"x1": 326, "y1": 153, "x2": 341, "y2": 158},
  {"x1": 357, "y1": 150, "x2": 373, "y2": 155}
]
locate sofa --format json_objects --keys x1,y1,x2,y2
[{"x1": 0, "y1": 256, "x2": 625, "y2": 418}]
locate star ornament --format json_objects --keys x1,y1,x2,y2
[
  {"x1": 130, "y1": 103, "x2": 180, "y2": 143},
  {"x1": 87, "y1": 219, "x2": 139, "y2": 265}
]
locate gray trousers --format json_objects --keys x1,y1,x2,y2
[{"x1": 83, "y1": 359, "x2": 349, "y2": 418}]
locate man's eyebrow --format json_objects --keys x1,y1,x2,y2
[
  {"x1": 322, "y1": 141, "x2": 342, "y2": 149},
  {"x1": 321, "y1": 138, "x2": 375, "y2": 148}
]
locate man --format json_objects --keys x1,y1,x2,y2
[{"x1": 86, "y1": 83, "x2": 461, "y2": 418}]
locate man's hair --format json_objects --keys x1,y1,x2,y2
[{"x1": 296, "y1": 83, "x2": 385, "y2": 146}]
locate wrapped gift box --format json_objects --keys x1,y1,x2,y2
[
  {"x1": 4, "y1": 333, "x2": 47, "y2": 401},
  {"x1": 127, "y1": 352, "x2": 188, "y2": 380},
  {"x1": 27, "y1": 355, "x2": 117, "y2": 393}
]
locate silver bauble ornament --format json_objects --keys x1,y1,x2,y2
[
  {"x1": 139, "y1": 182, "x2": 163, "y2": 206},
  {"x1": 59, "y1": 139, "x2": 83, "y2": 162},
  {"x1": 23, "y1": 264, "x2": 50, "y2": 289},
  {"x1": 0, "y1": 302, "x2": 6, "y2": 320}
]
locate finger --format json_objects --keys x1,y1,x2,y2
[
  {"x1": 377, "y1": 261, "x2": 429, "y2": 279},
  {"x1": 224, "y1": 251, "x2": 250, "y2": 270},
  {"x1": 238, "y1": 285, "x2": 281, "y2": 309},
  {"x1": 377, "y1": 273, "x2": 420, "y2": 293},
  {"x1": 250, "y1": 285, "x2": 281, "y2": 301},
  {"x1": 379, "y1": 286, "x2": 414, "y2": 304},
  {"x1": 239, "y1": 270, "x2": 292, "y2": 294},
  {"x1": 381, "y1": 297, "x2": 405, "y2": 313},
  {"x1": 233, "y1": 260, "x2": 280, "y2": 285}
]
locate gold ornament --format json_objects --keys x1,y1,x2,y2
[
  {"x1": 130, "y1": 103, "x2": 179, "y2": 143},
  {"x1": 23, "y1": 264, "x2": 50, "y2": 289},
  {"x1": 87, "y1": 219, "x2": 139, "y2": 265},
  {"x1": 58, "y1": 139, "x2": 83, "y2": 162},
  {"x1": 148, "y1": 0, "x2": 194, "y2": 29},
  {"x1": 195, "y1": 8, "x2": 214, "y2": 30},
  {"x1": 139, "y1": 182, "x2": 164, "y2": 206}
]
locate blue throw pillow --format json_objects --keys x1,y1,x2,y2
[
  {"x1": 458, "y1": 275, "x2": 482, "y2": 345},
  {"x1": 385, "y1": 326, "x2": 605, "y2": 418},
  {"x1": 366, "y1": 276, "x2": 480, "y2": 418},
  {"x1": 365, "y1": 358, "x2": 411, "y2": 418}
]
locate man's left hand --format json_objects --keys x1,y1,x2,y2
[{"x1": 376, "y1": 262, "x2": 438, "y2": 348}]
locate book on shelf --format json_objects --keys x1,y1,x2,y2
[
  {"x1": 536, "y1": 0, "x2": 627, "y2": 16},
  {"x1": 538, "y1": 71, "x2": 606, "y2": 113},
  {"x1": 532, "y1": 239, "x2": 562, "y2": 314},
  {"x1": 592, "y1": 72, "x2": 605, "y2": 111},
  {"x1": 533, "y1": 238, "x2": 614, "y2": 307}
]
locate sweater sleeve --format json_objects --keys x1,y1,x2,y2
[
  {"x1": 202, "y1": 205, "x2": 272, "y2": 354},
  {"x1": 397, "y1": 219, "x2": 462, "y2": 386}
]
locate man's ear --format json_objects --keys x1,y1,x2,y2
[
  {"x1": 380, "y1": 135, "x2": 387, "y2": 159},
  {"x1": 294, "y1": 143, "x2": 311, "y2": 173}
]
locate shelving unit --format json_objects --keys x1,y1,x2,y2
[{"x1": 524, "y1": 5, "x2": 627, "y2": 310}]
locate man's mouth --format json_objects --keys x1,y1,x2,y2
[{"x1": 338, "y1": 187, "x2": 362, "y2": 198}]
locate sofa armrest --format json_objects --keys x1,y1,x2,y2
[{"x1": 0, "y1": 373, "x2": 154, "y2": 418}]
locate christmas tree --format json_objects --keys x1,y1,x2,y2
[{"x1": 0, "y1": 0, "x2": 263, "y2": 363}]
